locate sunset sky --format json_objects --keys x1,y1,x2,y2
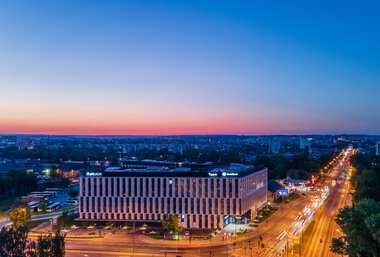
[{"x1": 0, "y1": 1, "x2": 379, "y2": 135}]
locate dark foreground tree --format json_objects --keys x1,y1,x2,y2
[
  {"x1": 333, "y1": 199, "x2": 380, "y2": 257},
  {"x1": 0, "y1": 226, "x2": 65, "y2": 257},
  {"x1": 331, "y1": 237, "x2": 347, "y2": 257},
  {"x1": 67, "y1": 188, "x2": 78, "y2": 198},
  {"x1": 0, "y1": 226, "x2": 28, "y2": 257},
  {"x1": 29, "y1": 231, "x2": 66, "y2": 257}
]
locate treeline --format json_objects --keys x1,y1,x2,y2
[
  {"x1": 350, "y1": 153, "x2": 380, "y2": 202},
  {"x1": 0, "y1": 146, "x2": 119, "y2": 163},
  {"x1": 0, "y1": 170, "x2": 38, "y2": 200},
  {"x1": 134, "y1": 147, "x2": 244, "y2": 165},
  {"x1": 126, "y1": 144, "x2": 267, "y2": 165},
  {"x1": 253, "y1": 153, "x2": 333, "y2": 180},
  {"x1": 332, "y1": 153, "x2": 380, "y2": 257},
  {"x1": 1, "y1": 145, "x2": 333, "y2": 181}
]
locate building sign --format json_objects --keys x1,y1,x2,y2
[
  {"x1": 222, "y1": 172, "x2": 238, "y2": 177},
  {"x1": 311, "y1": 175, "x2": 315, "y2": 185},
  {"x1": 278, "y1": 189, "x2": 289, "y2": 196},
  {"x1": 86, "y1": 172, "x2": 102, "y2": 177},
  {"x1": 208, "y1": 172, "x2": 239, "y2": 177}
]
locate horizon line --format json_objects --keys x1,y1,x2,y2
[{"x1": 0, "y1": 132, "x2": 379, "y2": 137}]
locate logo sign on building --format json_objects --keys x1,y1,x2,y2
[
  {"x1": 278, "y1": 189, "x2": 289, "y2": 196},
  {"x1": 222, "y1": 172, "x2": 238, "y2": 177},
  {"x1": 86, "y1": 172, "x2": 102, "y2": 177},
  {"x1": 209, "y1": 172, "x2": 239, "y2": 177}
]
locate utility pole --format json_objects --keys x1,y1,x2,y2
[{"x1": 132, "y1": 222, "x2": 135, "y2": 256}]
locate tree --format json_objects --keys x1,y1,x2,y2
[
  {"x1": 57, "y1": 211, "x2": 75, "y2": 229},
  {"x1": 161, "y1": 214, "x2": 183, "y2": 235},
  {"x1": 333, "y1": 199, "x2": 380, "y2": 257},
  {"x1": 353, "y1": 169, "x2": 380, "y2": 202},
  {"x1": 0, "y1": 170, "x2": 38, "y2": 199},
  {"x1": 26, "y1": 231, "x2": 66, "y2": 257},
  {"x1": 9, "y1": 206, "x2": 31, "y2": 228},
  {"x1": 331, "y1": 237, "x2": 346, "y2": 257},
  {"x1": 0, "y1": 226, "x2": 28, "y2": 257},
  {"x1": 365, "y1": 213, "x2": 380, "y2": 244},
  {"x1": 50, "y1": 230, "x2": 66, "y2": 257},
  {"x1": 56, "y1": 178, "x2": 70, "y2": 189},
  {"x1": 38, "y1": 199, "x2": 50, "y2": 213},
  {"x1": 0, "y1": 228, "x2": 66, "y2": 257},
  {"x1": 68, "y1": 188, "x2": 78, "y2": 198}
]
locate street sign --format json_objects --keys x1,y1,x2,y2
[{"x1": 278, "y1": 189, "x2": 289, "y2": 196}]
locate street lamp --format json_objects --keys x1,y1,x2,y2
[{"x1": 132, "y1": 222, "x2": 135, "y2": 256}]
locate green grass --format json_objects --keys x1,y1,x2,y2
[
  {"x1": 290, "y1": 221, "x2": 316, "y2": 256},
  {"x1": 300, "y1": 220, "x2": 316, "y2": 249},
  {"x1": 275, "y1": 193, "x2": 300, "y2": 204},
  {"x1": 151, "y1": 234, "x2": 164, "y2": 239},
  {"x1": 255, "y1": 205, "x2": 278, "y2": 224},
  {"x1": 0, "y1": 197, "x2": 17, "y2": 212}
]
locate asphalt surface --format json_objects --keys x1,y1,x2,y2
[{"x1": 303, "y1": 162, "x2": 351, "y2": 257}]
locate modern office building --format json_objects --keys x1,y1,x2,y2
[
  {"x1": 376, "y1": 142, "x2": 380, "y2": 156},
  {"x1": 79, "y1": 162, "x2": 267, "y2": 229}
]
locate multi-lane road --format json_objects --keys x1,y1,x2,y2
[{"x1": 304, "y1": 152, "x2": 352, "y2": 257}]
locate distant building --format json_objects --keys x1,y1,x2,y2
[
  {"x1": 0, "y1": 135, "x2": 18, "y2": 147},
  {"x1": 267, "y1": 180, "x2": 285, "y2": 201},
  {"x1": 376, "y1": 142, "x2": 380, "y2": 156},
  {"x1": 300, "y1": 138, "x2": 312, "y2": 153},
  {"x1": 269, "y1": 139, "x2": 281, "y2": 154}
]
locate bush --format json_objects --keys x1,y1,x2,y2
[
  {"x1": 151, "y1": 234, "x2": 164, "y2": 240},
  {"x1": 236, "y1": 230, "x2": 245, "y2": 235}
]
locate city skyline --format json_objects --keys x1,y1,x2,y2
[{"x1": 1, "y1": 1, "x2": 379, "y2": 135}]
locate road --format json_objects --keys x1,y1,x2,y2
[{"x1": 303, "y1": 154, "x2": 352, "y2": 257}]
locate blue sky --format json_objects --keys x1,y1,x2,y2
[{"x1": 0, "y1": 1, "x2": 379, "y2": 134}]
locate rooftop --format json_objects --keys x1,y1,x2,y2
[{"x1": 84, "y1": 163, "x2": 266, "y2": 178}]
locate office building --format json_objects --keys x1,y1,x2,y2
[
  {"x1": 376, "y1": 142, "x2": 380, "y2": 156},
  {"x1": 79, "y1": 162, "x2": 267, "y2": 229}
]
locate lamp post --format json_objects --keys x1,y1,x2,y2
[
  {"x1": 132, "y1": 222, "x2": 135, "y2": 256},
  {"x1": 21, "y1": 208, "x2": 27, "y2": 223}
]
